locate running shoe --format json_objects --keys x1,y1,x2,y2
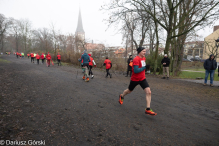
[
  {"x1": 82, "y1": 76, "x2": 85, "y2": 80},
  {"x1": 118, "y1": 94, "x2": 124, "y2": 105},
  {"x1": 85, "y1": 77, "x2": 89, "y2": 82},
  {"x1": 91, "y1": 75, "x2": 94, "y2": 79},
  {"x1": 145, "y1": 109, "x2": 157, "y2": 116}
]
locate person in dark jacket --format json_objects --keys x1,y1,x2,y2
[
  {"x1": 78, "y1": 50, "x2": 90, "y2": 82},
  {"x1": 203, "y1": 54, "x2": 217, "y2": 86},
  {"x1": 125, "y1": 55, "x2": 133, "y2": 77},
  {"x1": 218, "y1": 64, "x2": 219, "y2": 77},
  {"x1": 161, "y1": 54, "x2": 170, "y2": 79}
]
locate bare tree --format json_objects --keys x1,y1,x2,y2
[{"x1": 0, "y1": 14, "x2": 12, "y2": 52}]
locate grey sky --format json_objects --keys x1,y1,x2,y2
[
  {"x1": 0, "y1": 0, "x2": 123, "y2": 46},
  {"x1": 0, "y1": 0, "x2": 217, "y2": 46}
]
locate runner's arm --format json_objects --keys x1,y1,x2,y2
[
  {"x1": 93, "y1": 60, "x2": 96, "y2": 65},
  {"x1": 133, "y1": 65, "x2": 146, "y2": 73}
]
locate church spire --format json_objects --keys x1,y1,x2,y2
[{"x1": 75, "y1": 7, "x2": 85, "y2": 34}]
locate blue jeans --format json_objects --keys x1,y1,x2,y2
[{"x1": 204, "y1": 70, "x2": 215, "y2": 84}]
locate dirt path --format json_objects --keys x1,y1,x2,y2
[{"x1": 0, "y1": 55, "x2": 219, "y2": 146}]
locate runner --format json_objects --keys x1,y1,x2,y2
[
  {"x1": 36, "y1": 53, "x2": 40, "y2": 65},
  {"x1": 16, "y1": 52, "x2": 18, "y2": 58},
  {"x1": 57, "y1": 53, "x2": 61, "y2": 66},
  {"x1": 103, "y1": 57, "x2": 112, "y2": 78},
  {"x1": 79, "y1": 53, "x2": 85, "y2": 73},
  {"x1": 27, "y1": 53, "x2": 30, "y2": 59},
  {"x1": 88, "y1": 54, "x2": 96, "y2": 79},
  {"x1": 118, "y1": 47, "x2": 157, "y2": 116},
  {"x1": 19, "y1": 52, "x2": 22, "y2": 59},
  {"x1": 21, "y1": 52, "x2": 24, "y2": 58},
  {"x1": 78, "y1": 50, "x2": 90, "y2": 82},
  {"x1": 30, "y1": 52, "x2": 34, "y2": 63},
  {"x1": 46, "y1": 52, "x2": 52, "y2": 67},
  {"x1": 41, "y1": 53, "x2": 45, "y2": 64}
]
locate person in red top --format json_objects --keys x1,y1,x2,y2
[
  {"x1": 57, "y1": 53, "x2": 61, "y2": 66},
  {"x1": 30, "y1": 53, "x2": 34, "y2": 63},
  {"x1": 36, "y1": 53, "x2": 40, "y2": 65},
  {"x1": 103, "y1": 57, "x2": 112, "y2": 78},
  {"x1": 88, "y1": 54, "x2": 96, "y2": 79},
  {"x1": 19, "y1": 52, "x2": 22, "y2": 58},
  {"x1": 41, "y1": 53, "x2": 45, "y2": 64},
  {"x1": 16, "y1": 52, "x2": 18, "y2": 58},
  {"x1": 46, "y1": 52, "x2": 52, "y2": 67},
  {"x1": 27, "y1": 53, "x2": 30, "y2": 59},
  {"x1": 118, "y1": 47, "x2": 157, "y2": 116}
]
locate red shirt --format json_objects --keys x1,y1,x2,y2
[
  {"x1": 104, "y1": 59, "x2": 111, "y2": 69},
  {"x1": 41, "y1": 54, "x2": 44, "y2": 59},
  {"x1": 89, "y1": 57, "x2": 93, "y2": 66},
  {"x1": 30, "y1": 53, "x2": 34, "y2": 57},
  {"x1": 46, "y1": 54, "x2": 51, "y2": 60},
  {"x1": 57, "y1": 54, "x2": 61, "y2": 60},
  {"x1": 27, "y1": 54, "x2": 30, "y2": 56},
  {"x1": 36, "y1": 54, "x2": 40, "y2": 59},
  {"x1": 131, "y1": 56, "x2": 146, "y2": 81}
]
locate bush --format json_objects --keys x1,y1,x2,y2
[{"x1": 146, "y1": 52, "x2": 164, "y2": 74}]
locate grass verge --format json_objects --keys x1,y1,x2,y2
[
  {"x1": 177, "y1": 71, "x2": 219, "y2": 81},
  {"x1": 0, "y1": 56, "x2": 10, "y2": 63}
]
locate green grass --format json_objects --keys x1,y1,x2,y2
[
  {"x1": 0, "y1": 57, "x2": 10, "y2": 63},
  {"x1": 178, "y1": 71, "x2": 219, "y2": 81},
  {"x1": 182, "y1": 68, "x2": 205, "y2": 72}
]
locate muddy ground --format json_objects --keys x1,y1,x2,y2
[{"x1": 0, "y1": 55, "x2": 219, "y2": 146}]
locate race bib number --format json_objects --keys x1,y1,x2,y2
[{"x1": 141, "y1": 60, "x2": 146, "y2": 67}]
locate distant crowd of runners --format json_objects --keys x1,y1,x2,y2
[{"x1": 12, "y1": 52, "x2": 61, "y2": 67}]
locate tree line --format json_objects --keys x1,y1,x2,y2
[
  {"x1": 0, "y1": 14, "x2": 79, "y2": 56},
  {"x1": 101, "y1": 0, "x2": 219, "y2": 76}
]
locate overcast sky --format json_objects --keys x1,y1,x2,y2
[
  {"x1": 0, "y1": 0, "x2": 124, "y2": 46},
  {"x1": 0, "y1": 0, "x2": 218, "y2": 46}
]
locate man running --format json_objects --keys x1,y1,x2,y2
[
  {"x1": 79, "y1": 53, "x2": 85, "y2": 73},
  {"x1": 103, "y1": 57, "x2": 112, "y2": 78},
  {"x1": 118, "y1": 47, "x2": 157, "y2": 116},
  {"x1": 27, "y1": 53, "x2": 30, "y2": 59},
  {"x1": 88, "y1": 53, "x2": 96, "y2": 79},
  {"x1": 30, "y1": 53, "x2": 34, "y2": 63},
  {"x1": 36, "y1": 53, "x2": 40, "y2": 65},
  {"x1": 57, "y1": 53, "x2": 61, "y2": 66},
  {"x1": 78, "y1": 50, "x2": 90, "y2": 82},
  {"x1": 46, "y1": 52, "x2": 52, "y2": 67},
  {"x1": 41, "y1": 53, "x2": 45, "y2": 64}
]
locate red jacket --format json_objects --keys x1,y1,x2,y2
[
  {"x1": 36, "y1": 54, "x2": 40, "y2": 59},
  {"x1": 41, "y1": 54, "x2": 44, "y2": 59},
  {"x1": 89, "y1": 57, "x2": 93, "y2": 66},
  {"x1": 27, "y1": 54, "x2": 30, "y2": 56},
  {"x1": 46, "y1": 54, "x2": 51, "y2": 60},
  {"x1": 104, "y1": 59, "x2": 111, "y2": 69},
  {"x1": 30, "y1": 53, "x2": 34, "y2": 57},
  {"x1": 57, "y1": 54, "x2": 61, "y2": 60}
]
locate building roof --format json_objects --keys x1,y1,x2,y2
[{"x1": 205, "y1": 28, "x2": 219, "y2": 40}]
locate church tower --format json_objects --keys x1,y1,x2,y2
[{"x1": 75, "y1": 8, "x2": 85, "y2": 42}]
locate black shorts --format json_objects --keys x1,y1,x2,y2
[
  {"x1": 128, "y1": 79, "x2": 149, "y2": 91},
  {"x1": 83, "y1": 63, "x2": 89, "y2": 68}
]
